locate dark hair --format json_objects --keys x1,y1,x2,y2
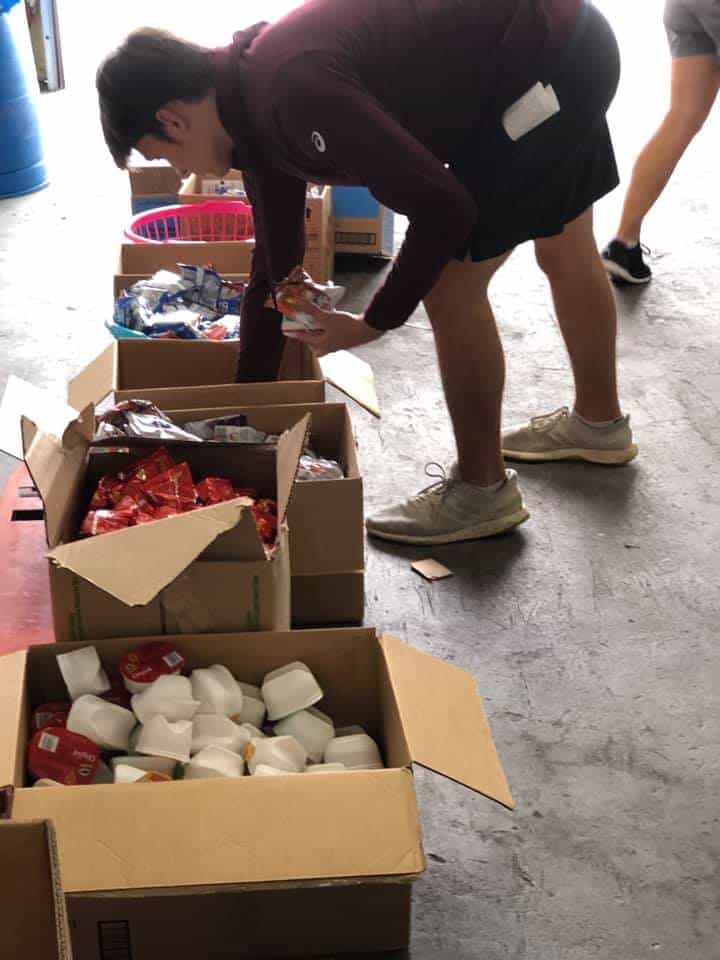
[{"x1": 96, "y1": 28, "x2": 214, "y2": 168}]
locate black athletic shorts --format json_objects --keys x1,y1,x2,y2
[{"x1": 451, "y1": 1, "x2": 621, "y2": 261}]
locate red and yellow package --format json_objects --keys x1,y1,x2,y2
[
  {"x1": 81, "y1": 508, "x2": 136, "y2": 537},
  {"x1": 144, "y1": 462, "x2": 197, "y2": 511},
  {"x1": 197, "y1": 477, "x2": 237, "y2": 505}
]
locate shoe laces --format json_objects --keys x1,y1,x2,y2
[
  {"x1": 639, "y1": 243, "x2": 651, "y2": 257},
  {"x1": 530, "y1": 406, "x2": 569, "y2": 433},
  {"x1": 414, "y1": 462, "x2": 452, "y2": 503}
]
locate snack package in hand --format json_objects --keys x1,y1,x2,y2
[{"x1": 267, "y1": 265, "x2": 345, "y2": 333}]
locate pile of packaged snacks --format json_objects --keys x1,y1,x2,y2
[
  {"x1": 94, "y1": 402, "x2": 345, "y2": 480},
  {"x1": 80, "y1": 446, "x2": 277, "y2": 545},
  {"x1": 114, "y1": 264, "x2": 244, "y2": 340},
  {"x1": 28, "y1": 643, "x2": 384, "y2": 786}
]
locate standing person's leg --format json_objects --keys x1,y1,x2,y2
[
  {"x1": 603, "y1": 51, "x2": 720, "y2": 283},
  {"x1": 616, "y1": 55, "x2": 720, "y2": 246},
  {"x1": 502, "y1": 207, "x2": 638, "y2": 465},
  {"x1": 536, "y1": 208, "x2": 620, "y2": 422},
  {"x1": 365, "y1": 253, "x2": 530, "y2": 545}
]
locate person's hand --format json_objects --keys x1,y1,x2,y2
[{"x1": 284, "y1": 310, "x2": 384, "y2": 356}]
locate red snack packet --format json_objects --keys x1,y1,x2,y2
[
  {"x1": 119, "y1": 640, "x2": 185, "y2": 692},
  {"x1": 153, "y1": 504, "x2": 187, "y2": 520},
  {"x1": 197, "y1": 477, "x2": 237, "y2": 505},
  {"x1": 32, "y1": 702, "x2": 72, "y2": 732},
  {"x1": 27, "y1": 726, "x2": 100, "y2": 785},
  {"x1": 135, "y1": 508, "x2": 157, "y2": 524},
  {"x1": 144, "y1": 462, "x2": 196, "y2": 510},
  {"x1": 234, "y1": 486, "x2": 258, "y2": 501},
  {"x1": 116, "y1": 490, "x2": 152, "y2": 513},
  {"x1": 123, "y1": 447, "x2": 175, "y2": 485},
  {"x1": 81, "y1": 508, "x2": 135, "y2": 537},
  {"x1": 89, "y1": 476, "x2": 127, "y2": 510},
  {"x1": 251, "y1": 500, "x2": 278, "y2": 545}
]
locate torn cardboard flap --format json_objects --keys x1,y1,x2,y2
[
  {"x1": 276, "y1": 413, "x2": 310, "y2": 526},
  {"x1": 0, "y1": 376, "x2": 79, "y2": 461},
  {"x1": 21, "y1": 413, "x2": 94, "y2": 551},
  {"x1": 379, "y1": 634, "x2": 514, "y2": 809},
  {"x1": 320, "y1": 350, "x2": 380, "y2": 418},
  {"x1": 48, "y1": 498, "x2": 254, "y2": 607},
  {"x1": 67, "y1": 343, "x2": 114, "y2": 411}
]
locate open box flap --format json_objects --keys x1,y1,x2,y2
[
  {"x1": 22, "y1": 408, "x2": 95, "y2": 550},
  {"x1": 0, "y1": 821, "x2": 71, "y2": 960},
  {"x1": 13, "y1": 770, "x2": 423, "y2": 893},
  {"x1": 319, "y1": 350, "x2": 380, "y2": 419},
  {"x1": 276, "y1": 413, "x2": 310, "y2": 527},
  {"x1": 380, "y1": 635, "x2": 514, "y2": 809},
  {"x1": 48, "y1": 498, "x2": 255, "y2": 606},
  {"x1": 67, "y1": 344, "x2": 114, "y2": 411}
]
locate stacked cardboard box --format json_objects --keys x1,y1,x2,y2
[
  {"x1": 333, "y1": 186, "x2": 395, "y2": 257},
  {"x1": 127, "y1": 163, "x2": 182, "y2": 214},
  {"x1": 179, "y1": 171, "x2": 335, "y2": 282}
]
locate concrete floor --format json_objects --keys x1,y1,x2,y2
[{"x1": 2, "y1": 1, "x2": 719, "y2": 958}]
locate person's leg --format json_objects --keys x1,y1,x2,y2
[
  {"x1": 615, "y1": 54, "x2": 720, "y2": 245},
  {"x1": 422, "y1": 252, "x2": 512, "y2": 486},
  {"x1": 535, "y1": 207, "x2": 621, "y2": 422}
]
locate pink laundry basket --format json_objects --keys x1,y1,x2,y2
[{"x1": 124, "y1": 200, "x2": 254, "y2": 244}]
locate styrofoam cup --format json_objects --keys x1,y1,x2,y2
[
  {"x1": 306, "y1": 763, "x2": 346, "y2": 773},
  {"x1": 262, "y1": 662, "x2": 323, "y2": 721},
  {"x1": 324, "y1": 733, "x2": 383, "y2": 770},
  {"x1": 135, "y1": 716, "x2": 193, "y2": 762},
  {"x1": 240, "y1": 723, "x2": 266, "y2": 740},
  {"x1": 56, "y1": 646, "x2": 110, "y2": 701},
  {"x1": 67, "y1": 695, "x2": 136, "y2": 752},
  {"x1": 191, "y1": 715, "x2": 250, "y2": 755},
  {"x1": 185, "y1": 745, "x2": 245, "y2": 779},
  {"x1": 131, "y1": 675, "x2": 200, "y2": 725},
  {"x1": 253, "y1": 764, "x2": 295, "y2": 777},
  {"x1": 115, "y1": 763, "x2": 172, "y2": 784},
  {"x1": 110, "y1": 755, "x2": 177, "y2": 777},
  {"x1": 191, "y1": 665, "x2": 244, "y2": 716},
  {"x1": 233, "y1": 681, "x2": 266, "y2": 727},
  {"x1": 245, "y1": 735, "x2": 307, "y2": 774},
  {"x1": 274, "y1": 707, "x2": 335, "y2": 764},
  {"x1": 335, "y1": 725, "x2": 366, "y2": 738}
]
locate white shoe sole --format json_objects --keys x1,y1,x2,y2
[
  {"x1": 603, "y1": 259, "x2": 651, "y2": 285},
  {"x1": 366, "y1": 507, "x2": 530, "y2": 545},
  {"x1": 502, "y1": 443, "x2": 639, "y2": 465}
]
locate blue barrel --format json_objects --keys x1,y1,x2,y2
[{"x1": 0, "y1": 1, "x2": 48, "y2": 198}]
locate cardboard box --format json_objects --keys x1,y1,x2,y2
[
  {"x1": 166, "y1": 402, "x2": 365, "y2": 625},
  {"x1": 1, "y1": 628, "x2": 512, "y2": 958},
  {"x1": 0, "y1": 819, "x2": 72, "y2": 959},
  {"x1": 22, "y1": 412, "x2": 310, "y2": 643},
  {"x1": 178, "y1": 175, "x2": 334, "y2": 280},
  {"x1": 128, "y1": 163, "x2": 182, "y2": 215},
  {"x1": 167, "y1": 403, "x2": 364, "y2": 576},
  {"x1": 67, "y1": 339, "x2": 326, "y2": 413},
  {"x1": 333, "y1": 186, "x2": 395, "y2": 257},
  {"x1": 114, "y1": 240, "x2": 253, "y2": 297}
]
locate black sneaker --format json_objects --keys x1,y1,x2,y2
[{"x1": 601, "y1": 240, "x2": 652, "y2": 284}]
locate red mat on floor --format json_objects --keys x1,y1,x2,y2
[{"x1": 0, "y1": 465, "x2": 53, "y2": 655}]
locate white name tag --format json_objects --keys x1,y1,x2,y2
[{"x1": 502, "y1": 82, "x2": 561, "y2": 141}]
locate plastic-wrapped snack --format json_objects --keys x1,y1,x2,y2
[
  {"x1": 183, "y1": 414, "x2": 266, "y2": 444},
  {"x1": 251, "y1": 498, "x2": 278, "y2": 547},
  {"x1": 81, "y1": 508, "x2": 136, "y2": 537},
  {"x1": 130, "y1": 270, "x2": 187, "y2": 310},
  {"x1": 196, "y1": 477, "x2": 238, "y2": 505},
  {"x1": 122, "y1": 448, "x2": 176, "y2": 485},
  {"x1": 94, "y1": 399, "x2": 202, "y2": 443},
  {"x1": 296, "y1": 454, "x2": 345, "y2": 481},
  {"x1": 179, "y1": 264, "x2": 244, "y2": 316},
  {"x1": 113, "y1": 293, "x2": 151, "y2": 332},
  {"x1": 267, "y1": 266, "x2": 345, "y2": 333},
  {"x1": 144, "y1": 462, "x2": 197, "y2": 511},
  {"x1": 95, "y1": 400, "x2": 199, "y2": 442}
]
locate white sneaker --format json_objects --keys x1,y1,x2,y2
[
  {"x1": 365, "y1": 466, "x2": 529, "y2": 545},
  {"x1": 502, "y1": 407, "x2": 638, "y2": 464}
]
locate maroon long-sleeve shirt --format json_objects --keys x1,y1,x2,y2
[{"x1": 212, "y1": 0, "x2": 582, "y2": 381}]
